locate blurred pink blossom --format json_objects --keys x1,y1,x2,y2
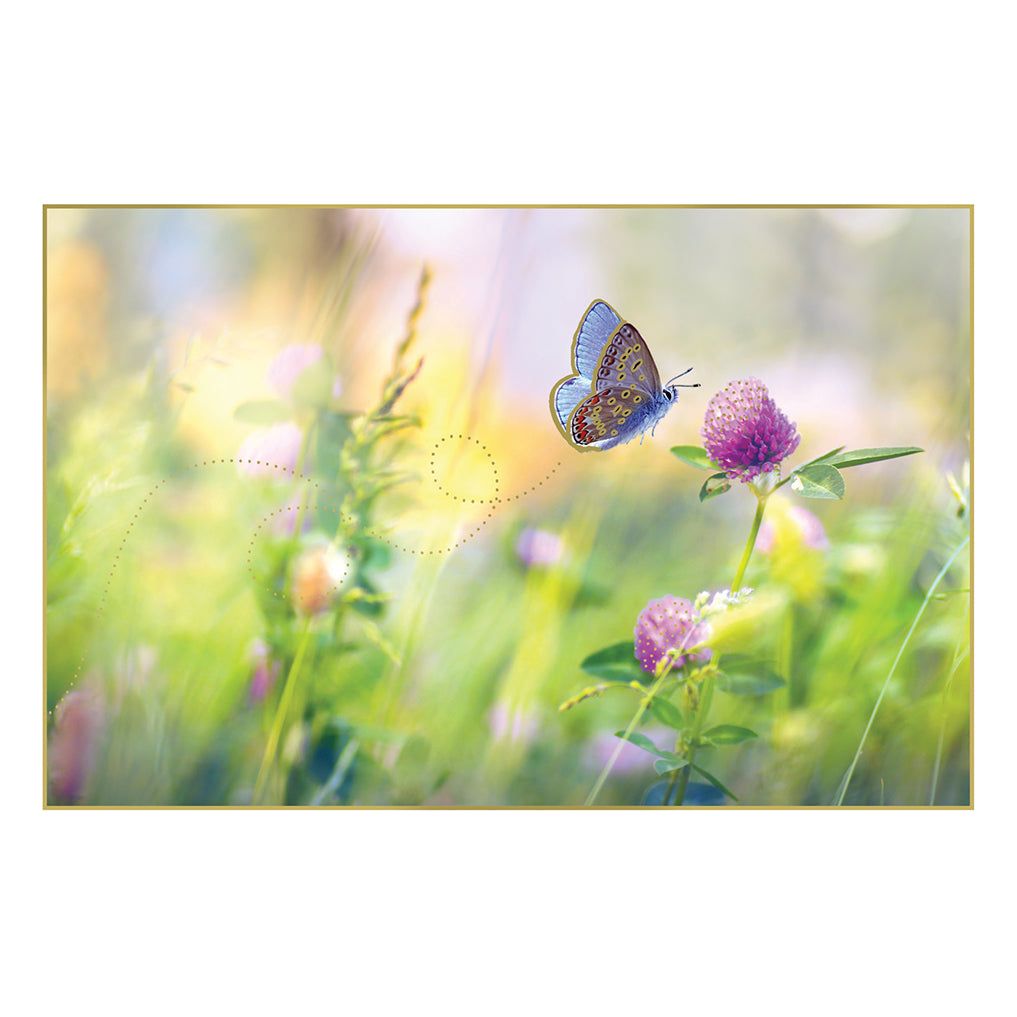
[
  {"x1": 248, "y1": 639, "x2": 281, "y2": 703},
  {"x1": 49, "y1": 688, "x2": 104, "y2": 803},
  {"x1": 489, "y1": 702, "x2": 539, "y2": 744},
  {"x1": 237, "y1": 421, "x2": 303, "y2": 477},
  {"x1": 515, "y1": 527, "x2": 565, "y2": 568},
  {"x1": 272, "y1": 499, "x2": 312, "y2": 537},
  {"x1": 268, "y1": 344, "x2": 325, "y2": 399}
]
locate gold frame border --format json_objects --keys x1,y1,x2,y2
[{"x1": 42, "y1": 204, "x2": 974, "y2": 811}]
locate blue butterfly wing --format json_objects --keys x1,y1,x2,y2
[
  {"x1": 572, "y1": 300, "x2": 622, "y2": 378},
  {"x1": 551, "y1": 375, "x2": 592, "y2": 430},
  {"x1": 570, "y1": 386, "x2": 665, "y2": 451},
  {"x1": 592, "y1": 323, "x2": 662, "y2": 395}
]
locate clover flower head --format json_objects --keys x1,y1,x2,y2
[
  {"x1": 701, "y1": 378, "x2": 800, "y2": 482},
  {"x1": 633, "y1": 595, "x2": 712, "y2": 675},
  {"x1": 515, "y1": 527, "x2": 565, "y2": 569},
  {"x1": 268, "y1": 344, "x2": 325, "y2": 399}
]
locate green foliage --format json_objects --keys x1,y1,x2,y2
[
  {"x1": 700, "y1": 472, "x2": 732, "y2": 502},
  {"x1": 580, "y1": 641, "x2": 644, "y2": 682},
  {"x1": 690, "y1": 763, "x2": 739, "y2": 802},
  {"x1": 827, "y1": 447, "x2": 923, "y2": 469},
  {"x1": 790, "y1": 463, "x2": 845, "y2": 499},
  {"x1": 613, "y1": 730, "x2": 667, "y2": 757},
  {"x1": 615, "y1": 731, "x2": 688, "y2": 773},
  {"x1": 670, "y1": 445, "x2": 718, "y2": 471},
  {"x1": 650, "y1": 696, "x2": 685, "y2": 730},
  {"x1": 701, "y1": 724, "x2": 758, "y2": 745}
]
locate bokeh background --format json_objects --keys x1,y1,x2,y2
[{"x1": 44, "y1": 207, "x2": 971, "y2": 806}]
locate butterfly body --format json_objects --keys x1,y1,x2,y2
[{"x1": 550, "y1": 300, "x2": 696, "y2": 452}]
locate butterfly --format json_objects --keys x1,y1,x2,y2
[{"x1": 549, "y1": 299, "x2": 700, "y2": 452}]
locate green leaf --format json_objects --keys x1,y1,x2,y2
[
  {"x1": 671, "y1": 445, "x2": 718, "y2": 471},
  {"x1": 690, "y1": 763, "x2": 739, "y2": 802},
  {"x1": 826, "y1": 446, "x2": 923, "y2": 470},
  {"x1": 650, "y1": 696, "x2": 685, "y2": 731},
  {"x1": 715, "y1": 656, "x2": 786, "y2": 696},
  {"x1": 614, "y1": 732, "x2": 686, "y2": 766},
  {"x1": 581, "y1": 642, "x2": 643, "y2": 682},
  {"x1": 702, "y1": 724, "x2": 758, "y2": 745},
  {"x1": 790, "y1": 463, "x2": 845, "y2": 499},
  {"x1": 290, "y1": 357, "x2": 335, "y2": 410},
  {"x1": 613, "y1": 730, "x2": 664, "y2": 757},
  {"x1": 234, "y1": 399, "x2": 293, "y2": 425},
  {"x1": 654, "y1": 756, "x2": 690, "y2": 775},
  {"x1": 699, "y1": 472, "x2": 732, "y2": 502},
  {"x1": 794, "y1": 445, "x2": 845, "y2": 470}
]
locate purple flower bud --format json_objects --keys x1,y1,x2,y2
[
  {"x1": 515, "y1": 527, "x2": 565, "y2": 568},
  {"x1": 633, "y1": 596, "x2": 712, "y2": 675},
  {"x1": 237, "y1": 421, "x2": 303, "y2": 477},
  {"x1": 701, "y1": 378, "x2": 801, "y2": 483},
  {"x1": 267, "y1": 344, "x2": 325, "y2": 399}
]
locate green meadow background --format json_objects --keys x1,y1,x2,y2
[{"x1": 44, "y1": 207, "x2": 971, "y2": 806}]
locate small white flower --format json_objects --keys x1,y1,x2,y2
[{"x1": 696, "y1": 588, "x2": 754, "y2": 618}]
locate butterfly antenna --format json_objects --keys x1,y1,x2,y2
[{"x1": 666, "y1": 367, "x2": 700, "y2": 388}]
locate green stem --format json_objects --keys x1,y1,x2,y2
[
  {"x1": 585, "y1": 654, "x2": 682, "y2": 807},
  {"x1": 290, "y1": 417, "x2": 317, "y2": 540},
  {"x1": 672, "y1": 672, "x2": 715, "y2": 806},
  {"x1": 673, "y1": 494, "x2": 768, "y2": 805},
  {"x1": 731, "y1": 494, "x2": 766, "y2": 593},
  {"x1": 664, "y1": 766, "x2": 682, "y2": 805},
  {"x1": 254, "y1": 618, "x2": 313, "y2": 803}
]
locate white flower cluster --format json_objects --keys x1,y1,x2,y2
[{"x1": 693, "y1": 587, "x2": 754, "y2": 618}]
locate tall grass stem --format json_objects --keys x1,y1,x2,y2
[
  {"x1": 254, "y1": 618, "x2": 313, "y2": 802},
  {"x1": 835, "y1": 535, "x2": 969, "y2": 805}
]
